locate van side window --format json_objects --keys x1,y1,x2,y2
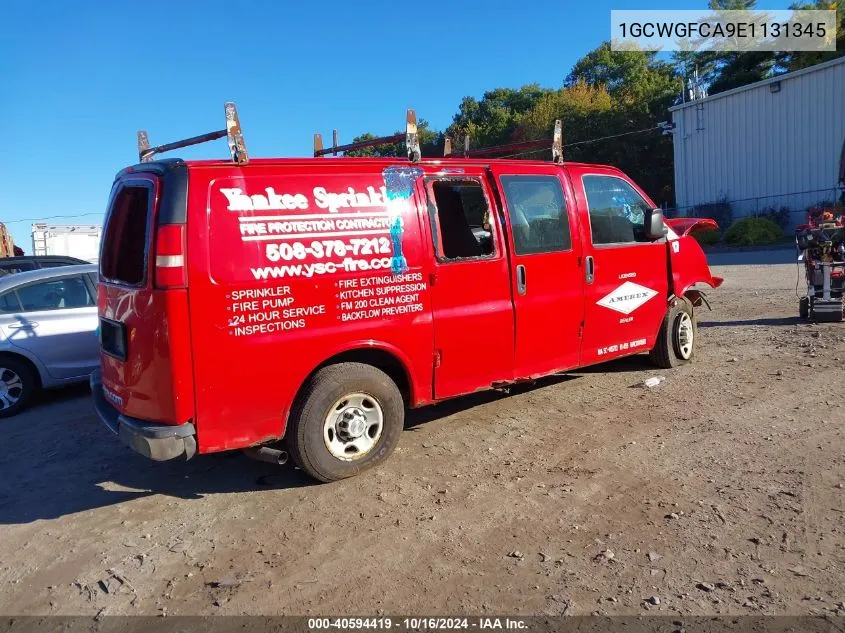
[
  {"x1": 101, "y1": 185, "x2": 151, "y2": 285},
  {"x1": 583, "y1": 175, "x2": 652, "y2": 245},
  {"x1": 500, "y1": 176, "x2": 571, "y2": 254},
  {"x1": 427, "y1": 179, "x2": 495, "y2": 261}
]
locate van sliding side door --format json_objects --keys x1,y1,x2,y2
[
  {"x1": 488, "y1": 163, "x2": 584, "y2": 377},
  {"x1": 424, "y1": 168, "x2": 515, "y2": 399}
]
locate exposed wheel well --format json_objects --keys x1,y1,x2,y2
[
  {"x1": 0, "y1": 352, "x2": 42, "y2": 389},
  {"x1": 681, "y1": 290, "x2": 704, "y2": 312},
  {"x1": 311, "y1": 349, "x2": 411, "y2": 404}
]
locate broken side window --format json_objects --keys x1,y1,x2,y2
[{"x1": 427, "y1": 179, "x2": 496, "y2": 261}]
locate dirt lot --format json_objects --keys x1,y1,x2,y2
[{"x1": 1, "y1": 250, "x2": 844, "y2": 617}]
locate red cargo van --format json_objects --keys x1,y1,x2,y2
[{"x1": 91, "y1": 105, "x2": 722, "y2": 482}]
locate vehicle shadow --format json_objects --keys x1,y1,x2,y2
[
  {"x1": 404, "y1": 374, "x2": 578, "y2": 430},
  {"x1": 0, "y1": 384, "x2": 316, "y2": 525},
  {"x1": 0, "y1": 358, "x2": 644, "y2": 525},
  {"x1": 699, "y1": 316, "x2": 802, "y2": 328},
  {"x1": 575, "y1": 354, "x2": 655, "y2": 374}
]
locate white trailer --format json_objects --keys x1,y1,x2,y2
[{"x1": 31, "y1": 224, "x2": 102, "y2": 262}]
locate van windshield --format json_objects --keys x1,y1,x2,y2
[{"x1": 100, "y1": 184, "x2": 152, "y2": 285}]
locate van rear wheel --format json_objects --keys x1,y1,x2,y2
[{"x1": 288, "y1": 362, "x2": 404, "y2": 482}]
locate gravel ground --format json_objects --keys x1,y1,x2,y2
[{"x1": 1, "y1": 252, "x2": 844, "y2": 617}]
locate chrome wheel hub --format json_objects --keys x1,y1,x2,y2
[
  {"x1": 324, "y1": 393, "x2": 383, "y2": 461},
  {"x1": 676, "y1": 312, "x2": 694, "y2": 359}
]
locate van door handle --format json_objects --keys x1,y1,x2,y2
[
  {"x1": 585, "y1": 256, "x2": 595, "y2": 284},
  {"x1": 516, "y1": 264, "x2": 527, "y2": 295},
  {"x1": 7, "y1": 322, "x2": 38, "y2": 329}
]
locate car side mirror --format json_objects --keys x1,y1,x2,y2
[{"x1": 645, "y1": 208, "x2": 667, "y2": 240}]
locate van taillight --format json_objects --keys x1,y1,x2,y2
[{"x1": 155, "y1": 224, "x2": 187, "y2": 289}]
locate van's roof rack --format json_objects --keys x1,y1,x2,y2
[
  {"x1": 314, "y1": 109, "x2": 422, "y2": 162},
  {"x1": 444, "y1": 120, "x2": 563, "y2": 164},
  {"x1": 138, "y1": 102, "x2": 248, "y2": 165},
  {"x1": 136, "y1": 105, "x2": 561, "y2": 165}
]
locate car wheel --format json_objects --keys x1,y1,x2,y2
[
  {"x1": 287, "y1": 362, "x2": 404, "y2": 483},
  {"x1": 649, "y1": 298, "x2": 696, "y2": 369},
  {"x1": 0, "y1": 357, "x2": 37, "y2": 418}
]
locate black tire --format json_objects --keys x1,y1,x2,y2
[
  {"x1": 799, "y1": 296, "x2": 810, "y2": 319},
  {"x1": 0, "y1": 356, "x2": 38, "y2": 418},
  {"x1": 287, "y1": 362, "x2": 404, "y2": 482},
  {"x1": 649, "y1": 298, "x2": 696, "y2": 369}
]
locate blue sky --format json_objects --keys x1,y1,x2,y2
[{"x1": 2, "y1": 0, "x2": 784, "y2": 250}]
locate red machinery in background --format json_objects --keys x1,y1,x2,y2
[
  {"x1": 796, "y1": 207, "x2": 845, "y2": 322},
  {"x1": 795, "y1": 137, "x2": 845, "y2": 322}
]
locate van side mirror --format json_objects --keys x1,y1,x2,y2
[{"x1": 645, "y1": 208, "x2": 667, "y2": 240}]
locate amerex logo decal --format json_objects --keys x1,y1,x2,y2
[{"x1": 596, "y1": 281, "x2": 658, "y2": 315}]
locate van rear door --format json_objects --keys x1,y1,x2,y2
[{"x1": 97, "y1": 162, "x2": 195, "y2": 425}]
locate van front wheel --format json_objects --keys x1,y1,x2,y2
[
  {"x1": 649, "y1": 298, "x2": 696, "y2": 369},
  {"x1": 288, "y1": 362, "x2": 404, "y2": 482}
]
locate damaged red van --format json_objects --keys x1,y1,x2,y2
[{"x1": 91, "y1": 104, "x2": 722, "y2": 482}]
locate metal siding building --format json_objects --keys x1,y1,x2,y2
[{"x1": 670, "y1": 57, "x2": 845, "y2": 229}]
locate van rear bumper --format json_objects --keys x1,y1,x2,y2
[{"x1": 90, "y1": 369, "x2": 197, "y2": 461}]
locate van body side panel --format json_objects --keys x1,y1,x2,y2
[
  {"x1": 488, "y1": 164, "x2": 585, "y2": 377},
  {"x1": 99, "y1": 285, "x2": 195, "y2": 422},
  {"x1": 186, "y1": 164, "x2": 434, "y2": 453}
]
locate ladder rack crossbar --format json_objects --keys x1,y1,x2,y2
[
  {"x1": 314, "y1": 133, "x2": 405, "y2": 157},
  {"x1": 137, "y1": 102, "x2": 248, "y2": 164},
  {"x1": 140, "y1": 129, "x2": 227, "y2": 162},
  {"x1": 463, "y1": 139, "x2": 550, "y2": 158}
]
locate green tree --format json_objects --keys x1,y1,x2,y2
[
  {"x1": 707, "y1": 51, "x2": 776, "y2": 92},
  {"x1": 514, "y1": 81, "x2": 614, "y2": 143},
  {"x1": 343, "y1": 119, "x2": 441, "y2": 158},
  {"x1": 672, "y1": 0, "x2": 778, "y2": 94},
  {"x1": 780, "y1": 0, "x2": 844, "y2": 71},
  {"x1": 560, "y1": 43, "x2": 681, "y2": 203},
  {"x1": 565, "y1": 42, "x2": 682, "y2": 112},
  {"x1": 445, "y1": 85, "x2": 552, "y2": 150}
]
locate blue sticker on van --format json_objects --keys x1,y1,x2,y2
[{"x1": 383, "y1": 166, "x2": 423, "y2": 275}]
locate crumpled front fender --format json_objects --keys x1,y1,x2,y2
[{"x1": 668, "y1": 233, "x2": 723, "y2": 298}]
